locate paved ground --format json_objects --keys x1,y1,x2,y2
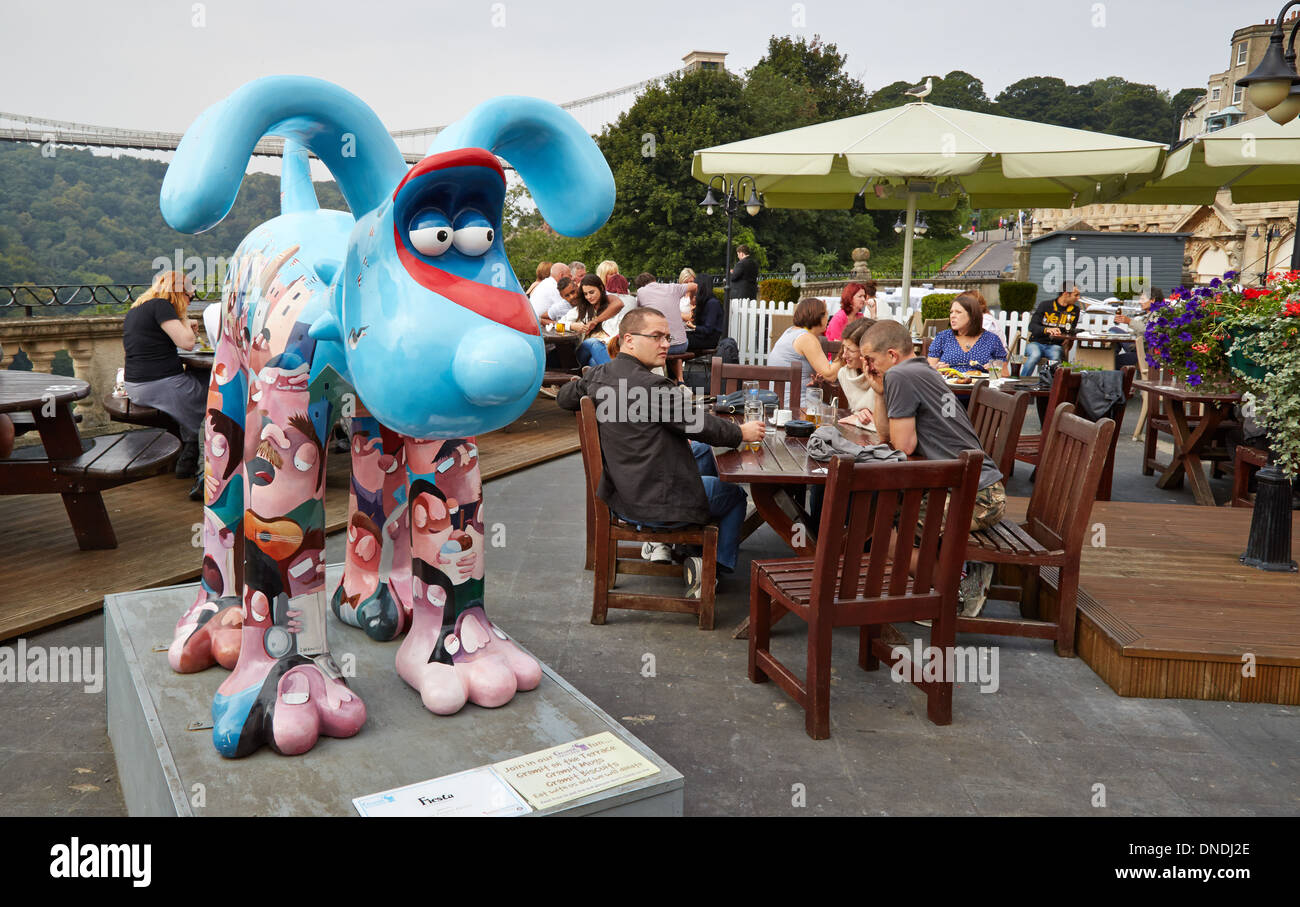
[
  {"x1": 3, "y1": 397, "x2": 1296, "y2": 816},
  {"x1": 941, "y1": 235, "x2": 1017, "y2": 276}
]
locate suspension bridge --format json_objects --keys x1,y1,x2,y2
[{"x1": 0, "y1": 65, "x2": 687, "y2": 165}]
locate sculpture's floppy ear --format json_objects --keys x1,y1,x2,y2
[
  {"x1": 429, "y1": 97, "x2": 614, "y2": 237},
  {"x1": 161, "y1": 76, "x2": 407, "y2": 234}
]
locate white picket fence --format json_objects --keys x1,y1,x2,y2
[{"x1": 727, "y1": 298, "x2": 1124, "y2": 365}]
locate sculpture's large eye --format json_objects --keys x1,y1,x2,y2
[
  {"x1": 452, "y1": 211, "x2": 494, "y2": 256},
  {"x1": 409, "y1": 209, "x2": 452, "y2": 256}
]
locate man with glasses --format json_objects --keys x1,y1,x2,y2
[
  {"x1": 557, "y1": 307, "x2": 765, "y2": 598},
  {"x1": 1023, "y1": 283, "x2": 1082, "y2": 377}
]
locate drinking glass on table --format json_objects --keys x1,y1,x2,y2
[
  {"x1": 743, "y1": 399, "x2": 764, "y2": 451},
  {"x1": 804, "y1": 386, "x2": 822, "y2": 417},
  {"x1": 989, "y1": 362, "x2": 1002, "y2": 381},
  {"x1": 742, "y1": 379, "x2": 759, "y2": 399}
]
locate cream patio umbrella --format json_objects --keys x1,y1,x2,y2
[
  {"x1": 1115, "y1": 114, "x2": 1300, "y2": 207},
  {"x1": 692, "y1": 102, "x2": 1167, "y2": 310}
]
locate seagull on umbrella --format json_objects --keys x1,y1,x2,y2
[{"x1": 904, "y1": 77, "x2": 933, "y2": 100}]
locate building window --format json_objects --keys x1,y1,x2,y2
[
  {"x1": 1233, "y1": 84, "x2": 1243, "y2": 104},
  {"x1": 700, "y1": 61, "x2": 718, "y2": 71},
  {"x1": 1211, "y1": 86, "x2": 1221, "y2": 101},
  {"x1": 1238, "y1": 42, "x2": 1248, "y2": 65}
]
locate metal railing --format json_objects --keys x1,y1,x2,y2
[{"x1": 0, "y1": 285, "x2": 221, "y2": 317}]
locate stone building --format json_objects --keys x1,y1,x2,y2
[{"x1": 1030, "y1": 14, "x2": 1299, "y2": 285}]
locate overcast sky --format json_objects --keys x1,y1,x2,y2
[{"x1": 0, "y1": 0, "x2": 1263, "y2": 135}]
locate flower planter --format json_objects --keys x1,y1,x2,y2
[{"x1": 1226, "y1": 325, "x2": 1268, "y2": 381}]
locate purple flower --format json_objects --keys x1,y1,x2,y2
[
  {"x1": 1209, "y1": 278, "x2": 1222, "y2": 288},
  {"x1": 1179, "y1": 332, "x2": 1193, "y2": 342},
  {"x1": 1186, "y1": 374, "x2": 1203, "y2": 386},
  {"x1": 1224, "y1": 270, "x2": 1238, "y2": 280}
]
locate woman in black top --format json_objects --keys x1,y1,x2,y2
[{"x1": 122, "y1": 270, "x2": 205, "y2": 477}]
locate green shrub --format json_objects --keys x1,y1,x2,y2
[
  {"x1": 998, "y1": 281, "x2": 1037, "y2": 312},
  {"x1": 921, "y1": 292, "x2": 958, "y2": 321},
  {"x1": 759, "y1": 278, "x2": 799, "y2": 303},
  {"x1": 1113, "y1": 276, "x2": 1145, "y2": 300},
  {"x1": 713, "y1": 287, "x2": 725, "y2": 303}
]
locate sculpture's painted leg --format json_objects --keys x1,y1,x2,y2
[
  {"x1": 396, "y1": 438, "x2": 540, "y2": 715},
  {"x1": 171, "y1": 289, "x2": 247, "y2": 673},
  {"x1": 329, "y1": 414, "x2": 402, "y2": 640},
  {"x1": 211, "y1": 371, "x2": 364, "y2": 757}
]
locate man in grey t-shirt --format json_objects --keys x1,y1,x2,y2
[{"x1": 860, "y1": 319, "x2": 1006, "y2": 617}]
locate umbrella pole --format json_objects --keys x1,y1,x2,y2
[{"x1": 902, "y1": 192, "x2": 918, "y2": 332}]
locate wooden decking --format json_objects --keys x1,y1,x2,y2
[
  {"x1": 1004, "y1": 497, "x2": 1300, "y2": 705},
  {"x1": 0, "y1": 397, "x2": 579, "y2": 641}
]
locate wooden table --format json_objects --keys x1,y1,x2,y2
[
  {"x1": 178, "y1": 349, "x2": 214, "y2": 374},
  {"x1": 542, "y1": 326, "x2": 581, "y2": 373},
  {"x1": 1132, "y1": 376, "x2": 1242, "y2": 506},
  {"x1": 715, "y1": 408, "x2": 877, "y2": 554},
  {"x1": 0, "y1": 372, "x2": 108, "y2": 547}
]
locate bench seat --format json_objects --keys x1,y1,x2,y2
[{"x1": 103, "y1": 392, "x2": 182, "y2": 436}]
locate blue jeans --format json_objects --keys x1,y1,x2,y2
[
  {"x1": 574, "y1": 338, "x2": 611, "y2": 367},
  {"x1": 616, "y1": 441, "x2": 745, "y2": 572},
  {"x1": 1022, "y1": 341, "x2": 1064, "y2": 377}
]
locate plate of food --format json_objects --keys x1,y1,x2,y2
[{"x1": 938, "y1": 366, "x2": 987, "y2": 386}]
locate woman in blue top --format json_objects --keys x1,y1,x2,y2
[{"x1": 927, "y1": 291, "x2": 1008, "y2": 372}]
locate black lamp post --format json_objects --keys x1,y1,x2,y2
[
  {"x1": 700, "y1": 175, "x2": 761, "y2": 321},
  {"x1": 1235, "y1": 9, "x2": 1300, "y2": 571},
  {"x1": 1253, "y1": 223, "x2": 1283, "y2": 284}
]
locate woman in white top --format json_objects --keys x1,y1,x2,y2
[
  {"x1": 835, "y1": 316, "x2": 880, "y2": 425},
  {"x1": 767, "y1": 297, "x2": 844, "y2": 398},
  {"x1": 677, "y1": 268, "x2": 697, "y2": 325}
]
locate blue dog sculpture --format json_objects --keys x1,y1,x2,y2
[{"x1": 161, "y1": 76, "x2": 613, "y2": 757}]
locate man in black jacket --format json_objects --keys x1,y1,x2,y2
[
  {"x1": 728, "y1": 245, "x2": 759, "y2": 303},
  {"x1": 558, "y1": 307, "x2": 765, "y2": 596},
  {"x1": 1023, "y1": 284, "x2": 1081, "y2": 376}
]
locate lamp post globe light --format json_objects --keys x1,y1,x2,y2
[
  {"x1": 1233, "y1": 5, "x2": 1300, "y2": 572},
  {"x1": 1237, "y1": 2, "x2": 1300, "y2": 119},
  {"x1": 700, "y1": 174, "x2": 762, "y2": 316}
]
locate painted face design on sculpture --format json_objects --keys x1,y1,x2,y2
[
  {"x1": 431, "y1": 441, "x2": 481, "y2": 512},
  {"x1": 410, "y1": 484, "x2": 454, "y2": 566},
  {"x1": 351, "y1": 433, "x2": 391, "y2": 493},
  {"x1": 248, "y1": 413, "x2": 323, "y2": 510},
  {"x1": 204, "y1": 408, "x2": 243, "y2": 506}
]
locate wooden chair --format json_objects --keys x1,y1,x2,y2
[
  {"x1": 1014, "y1": 367, "x2": 1083, "y2": 470},
  {"x1": 749, "y1": 451, "x2": 984, "y2": 737},
  {"x1": 966, "y1": 380, "x2": 1030, "y2": 481},
  {"x1": 923, "y1": 318, "x2": 950, "y2": 339},
  {"x1": 1092, "y1": 365, "x2": 1135, "y2": 501},
  {"x1": 1231, "y1": 445, "x2": 1270, "y2": 507},
  {"x1": 962, "y1": 403, "x2": 1116, "y2": 656},
  {"x1": 1131, "y1": 330, "x2": 1150, "y2": 441},
  {"x1": 710, "y1": 358, "x2": 803, "y2": 411},
  {"x1": 577, "y1": 396, "x2": 719, "y2": 629}
]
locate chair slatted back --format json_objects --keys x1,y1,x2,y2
[
  {"x1": 1044, "y1": 367, "x2": 1084, "y2": 429},
  {"x1": 1025, "y1": 403, "x2": 1115, "y2": 552},
  {"x1": 577, "y1": 396, "x2": 605, "y2": 508},
  {"x1": 710, "y1": 358, "x2": 803, "y2": 410},
  {"x1": 812, "y1": 452, "x2": 983, "y2": 614},
  {"x1": 966, "y1": 381, "x2": 1030, "y2": 479}
]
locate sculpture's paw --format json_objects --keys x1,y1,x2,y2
[
  {"x1": 212, "y1": 653, "x2": 366, "y2": 758},
  {"x1": 446, "y1": 608, "x2": 541, "y2": 709},
  {"x1": 332, "y1": 579, "x2": 402, "y2": 641},
  {"x1": 357, "y1": 583, "x2": 401, "y2": 642},
  {"x1": 169, "y1": 598, "x2": 243, "y2": 673},
  {"x1": 395, "y1": 632, "x2": 469, "y2": 715}
]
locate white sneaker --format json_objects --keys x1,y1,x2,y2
[{"x1": 641, "y1": 542, "x2": 673, "y2": 564}]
